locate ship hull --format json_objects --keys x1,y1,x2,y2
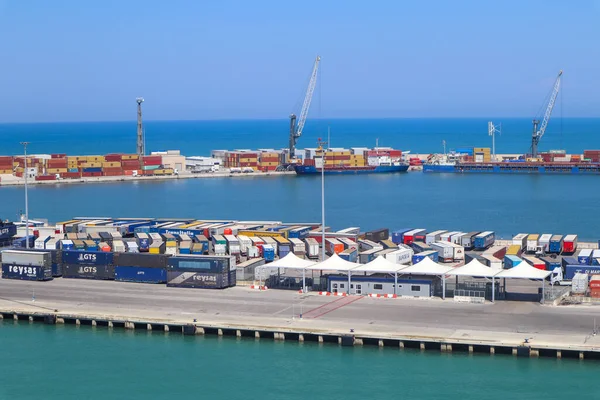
[
  {"x1": 294, "y1": 165, "x2": 409, "y2": 175},
  {"x1": 423, "y1": 163, "x2": 600, "y2": 174}
]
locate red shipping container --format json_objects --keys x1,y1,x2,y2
[
  {"x1": 591, "y1": 289, "x2": 600, "y2": 299},
  {"x1": 35, "y1": 175, "x2": 57, "y2": 181},
  {"x1": 589, "y1": 277, "x2": 600, "y2": 289},
  {"x1": 15, "y1": 171, "x2": 23, "y2": 177},
  {"x1": 62, "y1": 172, "x2": 81, "y2": 179},
  {"x1": 388, "y1": 150, "x2": 402, "y2": 157},
  {"x1": 105, "y1": 154, "x2": 123, "y2": 162},
  {"x1": 142, "y1": 155, "x2": 161, "y2": 163},
  {"x1": 0, "y1": 156, "x2": 13, "y2": 162},
  {"x1": 303, "y1": 159, "x2": 316, "y2": 166},
  {"x1": 102, "y1": 167, "x2": 123, "y2": 173},
  {"x1": 260, "y1": 157, "x2": 279, "y2": 162},
  {"x1": 51, "y1": 154, "x2": 67, "y2": 159},
  {"x1": 143, "y1": 170, "x2": 154, "y2": 176}
]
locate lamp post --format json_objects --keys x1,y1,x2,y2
[{"x1": 20, "y1": 142, "x2": 30, "y2": 248}]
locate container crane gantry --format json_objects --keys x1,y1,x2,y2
[
  {"x1": 289, "y1": 56, "x2": 320, "y2": 160},
  {"x1": 531, "y1": 70, "x2": 562, "y2": 158}
]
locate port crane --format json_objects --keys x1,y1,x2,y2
[
  {"x1": 289, "y1": 56, "x2": 320, "y2": 160},
  {"x1": 531, "y1": 70, "x2": 562, "y2": 157}
]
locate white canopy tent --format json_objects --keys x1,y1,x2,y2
[
  {"x1": 308, "y1": 253, "x2": 361, "y2": 294},
  {"x1": 496, "y1": 261, "x2": 552, "y2": 303},
  {"x1": 256, "y1": 252, "x2": 316, "y2": 292},
  {"x1": 398, "y1": 257, "x2": 454, "y2": 299},
  {"x1": 448, "y1": 259, "x2": 502, "y2": 301},
  {"x1": 352, "y1": 256, "x2": 409, "y2": 295}
]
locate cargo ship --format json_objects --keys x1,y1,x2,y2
[
  {"x1": 294, "y1": 147, "x2": 409, "y2": 175},
  {"x1": 423, "y1": 149, "x2": 600, "y2": 174}
]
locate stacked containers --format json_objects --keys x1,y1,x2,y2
[
  {"x1": 61, "y1": 250, "x2": 114, "y2": 279},
  {"x1": 1, "y1": 250, "x2": 53, "y2": 281},
  {"x1": 162, "y1": 233, "x2": 177, "y2": 256},
  {"x1": 0, "y1": 155, "x2": 14, "y2": 174},
  {"x1": 114, "y1": 253, "x2": 169, "y2": 284}
]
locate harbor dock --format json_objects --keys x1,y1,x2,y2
[{"x1": 2, "y1": 278, "x2": 600, "y2": 360}]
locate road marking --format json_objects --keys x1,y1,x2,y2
[{"x1": 301, "y1": 296, "x2": 363, "y2": 319}]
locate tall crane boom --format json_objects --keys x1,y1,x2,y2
[
  {"x1": 531, "y1": 70, "x2": 562, "y2": 157},
  {"x1": 289, "y1": 56, "x2": 321, "y2": 160}
]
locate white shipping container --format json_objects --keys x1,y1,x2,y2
[
  {"x1": 237, "y1": 235, "x2": 252, "y2": 255},
  {"x1": 225, "y1": 235, "x2": 241, "y2": 255},
  {"x1": 45, "y1": 238, "x2": 60, "y2": 250},
  {"x1": 539, "y1": 234, "x2": 552, "y2": 252},
  {"x1": 481, "y1": 254, "x2": 502, "y2": 270},
  {"x1": 425, "y1": 230, "x2": 447, "y2": 244},
  {"x1": 430, "y1": 242, "x2": 454, "y2": 262},
  {"x1": 440, "y1": 231, "x2": 460, "y2": 242},
  {"x1": 571, "y1": 273, "x2": 588, "y2": 294},
  {"x1": 248, "y1": 246, "x2": 260, "y2": 258},
  {"x1": 289, "y1": 238, "x2": 306, "y2": 255},
  {"x1": 358, "y1": 239, "x2": 383, "y2": 252},
  {"x1": 385, "y1": 248, "x2": 414, "y2": 265},
  {"x1": 214, "y1": 244, "x2": 227, "y2": 256},
  {"x1": 34, "y1": 236, "x2": 50, "y2": 250},
  {"x1": 305, "y1": 238, "x2": 320, "y2": 259},
  {"x1": 126, "y1": 241, "x2": 139, "y2": 253},
  {"x1": 37, "y1": 226, "x2": 60, "y2": 238},
  {"x1": 112, "y1": 240, "x2": 126, "y2": 253},
  {"x1": 446, "y1": 242, "x2": 465, "y2": 261},
  {"x1": 1, "y1": 250, "x2": 50, "y2": 267},
  {"x1": 512, "y1": 233, "x2": 528, "y2": 249},
  {"x1": 526, "y1": 235, "x2": 539, "y2": 252},
  {"x1": 262, "y1": 237, "x2": 278, "y2": 254},
  {"x1": 450, "y1": 232, "x2": 465, "y2": 245}
]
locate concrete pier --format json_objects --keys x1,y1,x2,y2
[{"x1": 1, "y1": 279, "x2": 600, "y2": 361}]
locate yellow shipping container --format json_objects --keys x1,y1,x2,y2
[
  {"x1": 239, "y1": 157, "x2": 257, "y2": 163},
  {"x1": 474, "y1": 147, "x2": 491, "y2": 153},
  {"x1": 166, "y1": 242, "x2": 177, "y2": 247},
  {"x1": 259, "y1": 162, "x2": 279, "y2": 167},
  {"x1": 0, "y1": 169, "x2": 12, "y2": 174},
  {"x1": 506, "y1": 245, "x2": 521, "y2": 255},
  {"x1": 47, "y1": 168, "x2": 68, "y2": 173},
  {"x1": 260, "y1": 152, "x2": 278, "y2": 157},
  {"x1": 149, "y1": 247, "x2": 160, "y2": 254},
  {"x1": 122, "y1": 155, "x2": 139, "y2": 160},
  {"x1": 82, "y1": 162, "x2": 102, "y2": 168},
  {"x1": 102, "y1": 162, "x2": 121, "y2": 168}
]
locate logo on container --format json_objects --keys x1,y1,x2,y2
[
  {"x1": 9, "y1": 265, "x2": 37, "y2": 275},
  {"x1": 78, "y1": 266, "x2": 97, "y2": 274},
  {"x1": 0, "y1": 228, "x2": 9, "y2": 235},
  {"x1": 193, "y1": 275, "x2": 217, "y2": 282},
  {"x1": 78, "y1": 253, "x2": 97, "y2": 262}
]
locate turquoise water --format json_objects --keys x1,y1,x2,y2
[{"x1": 1, "y1": 322, "x2": 598, "y2": 400}]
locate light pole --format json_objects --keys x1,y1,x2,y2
[
  {"x1": 20, "y1": 142, "x2": 30, "y2": 248},
  {"x1": 318, "y1": 135, "x2": 328, "y2": 262}
]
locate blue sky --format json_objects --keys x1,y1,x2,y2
[{"x1": 0, "y1": 0, "x2": 598, "y2": 122}]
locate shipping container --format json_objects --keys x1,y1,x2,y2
[
  {"x1": 447, "y1": 242, "x2": 465, "y2": 261},
  {"x1": 289, "y1": 238, "x2": 306, "y2": 257},
  {"x1": 480, "y1": 254, "x2": 502, "y2": 269},
  {"x1": 357, "y1": 239, "x2": 383, "y2": 252},
  {"x1": 365, "y1": 228, "x2": 389, "y2": 243},
  {"x1": 339, "y1": 247, "x2": 358, "y2": 263},
  {"x1": 402, "y1": 229, "x2": 426, "y2": 245},
  {"x1": 412, "y1": 250, "x2": 439, "y2": 264},
  {"x1": 62, "y1": 264, "x2": 115, "y2": 280},
  {"x1": 262, "y1": 237, "x2": 278, "y2": 254},
  {"x1": 338, "y1": 237, "x2": 357, "y2": 250},
  {"x1": 0, "y1": 223, "x2": 18, "y2": 240},
  {"x1": 571, "y1": 273, "x2": 588, "y2": 294},
  {"x1": 359, "y1": 248, "x2": 379, "y2": 264},
  {"x1": 62, "y1": 250, "x2": 114, "y2": 265},
  {"x1": 425, "y1": 230, "x2": 447, "y2": 244},
  {"x1": 304, "y1": 238, "x2": 319, "y2": 259},
  {"x1": 503, "y1": 255, "x2": 523, "y2": 269},
  {"x1": 385, "y1": 246, "x2": 413, "y2": 265},
  {"x1": 578, "y1": 249, "x2": 592, "y2": 265},
  {"x1": 549, "y1": 235, "x2": 563, "y2": 254},
  {"x1": 449, "y1": 232, "x2": 465, "y2": 245},
  {"x1": 539, "y1": 234, "x2": 552, "y2": 252},
  {"x1": 325, "y1": 238, "x2": 344, "y2": 255},
  {"x1": 563, "y1": 234, "x2": 578, "y2": 253},
  {"x1": 45, "y1": 238, "x2": 60, "y2": 250},
  {"x1": 526, "y1": 234, "x2": 540, "y2": 253},
  {"x1": 72, "y1": 240, "x2": 85, "y2": 250},
  {"x1": 224, "y1": 235, "x2": 241, "y2": 256},
  {"x1": 430, "y1": 242, "x2": 454, "y2": 262},
  {"x1": 460, "y1": 232, "x2": 480, "y2": 249},
  {"x1": 512, "y1": 233, "x2": 528, "y2": 249},
  {"x1": 166, "y1": 270, "x2": 230, "y2": 289},
  {"x1": 273, "y1": 236, "x2": 291, "y2": 257},
  {"x1": 115, "y1": 266, "x2": 167, "y2": 283},
  {"x1": 391, "y1": 228, "x2": 412, "y2": 244},
  {"x1": 482, "y1": 245, "x2": 507, "y2": 260},
  {"x1": 0, "y1": 250, "x2": 51, "y2": 267},
  {"x1": 125, "y1": 240, "x2": 139, "y2": 253},
  {"x1": 540, "y1": 257, "x2": 561, "y2": 271},
  {"x1": 34, "y1": 235, "x2": 51, "y2": 250},
  {"x1": 1, "y1": 263, "x2": 52, "y2": 281},
  {"x1": 523, "y1": 256, "x2": 546, "y2": 270},
  {"x1": 61, "y1": 239, "x2": 74, "y2": 250},
  {"x1": 506, "y1": 245, "x2": 522, "y2": 257},
  {"x1": 564, "y1": 265, "x2": 600, "y2": 280},
  {"x1": 288, "y1": 226, "x2": 311, "y2": 239},
  {"x1": 263, "y1": 244, "x2": 275, "y2": 262},
  {"x1": 149, "y1": 242, "x2": 166, "y2": 254},
  {"x1": 440, "y1": 231, "x2": 460, "y2": 242},
  {"x1": 379, "y1": 239, "x2": 398, "y2": 249},
  {"x1": 115, "y1": 252, "x2": 169, "y2": 268},
  {"x1": 474, "y1": 231, "x2": 495, "y2": 250},
  {"x1": 236, "y1": 258, "x2": 265, "y2": 281},
  {"x1": 167, "y1": 255, "x2": 234, "y2": 273},
  {"x1": 411, "y1": 242, "x2": 431, "y2": 253},
  {"x1": 237, "y1": 235, "x2": 252, "y2": 255}
]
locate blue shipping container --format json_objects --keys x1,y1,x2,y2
[
  {"x1": 288, "y1": 227, "x2": 310, "y2": 239},
  {"x1": 167, "y1": 256, "x2": 229, "y2": 273},
  {"x1": 159, "y1": 228, "x2": 204, "y2": 238},
  {"x1": 339, "y1": 249, "x2": 358, "y2": 263},
  {"x1": 540, "y1": 257, "x2": 561, "y2": 271},
  {"x1": 0, "y1": 223, "x2": 17, "y2": 240},
  {"x1": 2, "y1": 263, "x2": 52, "y2": 281},
  {"x1": 62, "y1": 251, "x2": 114, "y2": 265},
  {"x1": 549, "y1": 236, "x2": 563, "y2": 253},
  {"x1": 562, "y1": 256, "x2": 580, "y2": 269},
  {"x1": 593, "y1": 258, "x2": 600, "y2": 266},
  {"x1": 179, "y1": 248, "x2": 191, "y2": 255},
  {"x1": 12, "y1": 236, "x2": 35, "y2": 248},
  {"x1": 115, "y1": 266, "x2": 167, "y2": 283},
  {"x1": 578, "y1": 249, "x2": 592, "y2": 265},
  {"x1": 565, "y1": 265, "x2": 600, "y2": 280},
  {"x1": 412, "y1": 250, "x2": 439, "y2": 264},
  {"x1": 455, "y1": 147, "x2": 474, "y2": 156},
  {"x1": 51, "y1": 263, "x2": 62, "y2": 277},
  {"x1": 138, "y1": 238, "x2": 150, "y2": 251},
  {"x1": 474, "y1": 232, "x2": 495, "y2": 250},
  {"x1": 86, "y1": 243, "x2": 98, "y2": 251},
  {"x1": 504, "y1": 255, "x2": 522, "y2": 269},
  {"x1": 391, "y1": 229, "x2": 412, "y2": 245},
  {"x1": 82, "y1": 167, "x2": 102, "y2": 173},
  {"x1": 263, "y1": 245, "x2": 275, "y2": 262}
]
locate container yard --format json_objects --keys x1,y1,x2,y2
[{"x1": 3, "y1": 216, "x2": 600, "y2": 306}]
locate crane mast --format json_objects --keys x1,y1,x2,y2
[
  {"x1": 531, "y1": 70, "x2": 562, "y2": 157},
  {"x1": 289, "y1": 56, "x2": 320, "y2": 160}
]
